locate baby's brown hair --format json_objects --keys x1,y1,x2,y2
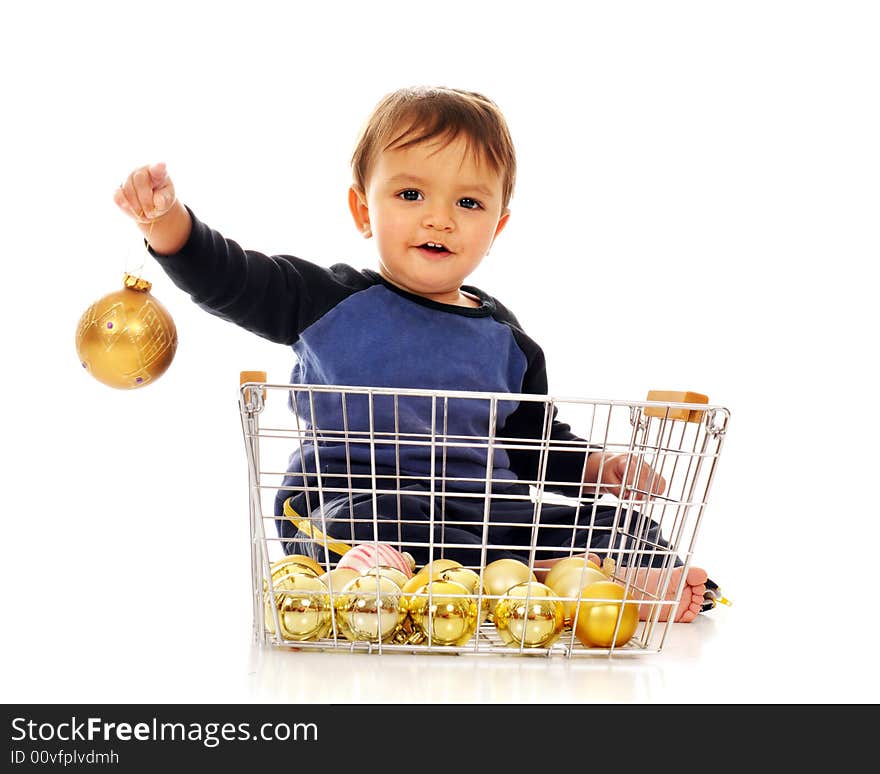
[{"x1": 351, "y1": 86, "x2": 517, "y2": 209}]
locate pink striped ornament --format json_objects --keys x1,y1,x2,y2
[{"x1": 336, "y1": 543, "x2": 414, "y2": 579}]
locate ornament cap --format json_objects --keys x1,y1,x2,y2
[{"x1": 123, "y1": 273, "x2": 152, "y2": 292}]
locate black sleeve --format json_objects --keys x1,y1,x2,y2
[
  {"x1": 491, "y1": 297, "x2": 592, "y2": 496},
  {"x1": 149, "y1": 207, "x2": 372, "y2": 345}
]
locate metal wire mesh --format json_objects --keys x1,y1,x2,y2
[{"x1": 240, "y1": 381, "x2": 729, "y2": 657}]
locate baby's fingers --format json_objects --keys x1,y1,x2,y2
[
  {"x1": 148, "y1": 161, "x2": 167, "y2": 187},
  {"x1": 115, "y1": 163, "x2": 174, "y2": 223},
  {"x1": 148, "y1": 162, "x2": 176, "y2": 209},
  {"x1": 116, "y1": 170, "x2": 150, "y2": 222},
  {"x1": 114, "y1": 185, "x2": 146, "y2": 222},
  {"x1": 631, "y1": 467, "x2": 666, "y2": 501}
]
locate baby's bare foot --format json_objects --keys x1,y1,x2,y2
[{"x1": 620, "y1": 565, "x2": 708, "y2": 622}]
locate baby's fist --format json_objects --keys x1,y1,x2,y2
[{"x1": 114, "y1": 162, "x2": 176, "y2": 223}]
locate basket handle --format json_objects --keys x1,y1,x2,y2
[
  {"x1": 644, "y1": 390, "x2": 708, "y2": 423},
  {"x1": 240, "y1": 370, "x2": 267, "y2": 400}
]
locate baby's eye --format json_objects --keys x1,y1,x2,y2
[
  {"x1": 458, "y1": 198, "x2": 482, "y2": 210},
  {"x1": 398, "y1": 189, "x2": 423, "y2": 201}
]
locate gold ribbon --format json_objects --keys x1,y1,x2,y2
[{"x1": 282, "y1": 497, "x2": 353, "y2": 556}]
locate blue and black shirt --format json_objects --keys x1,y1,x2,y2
[{"x1": 151, "y1": 209, "x2": 667, "y2": 566}]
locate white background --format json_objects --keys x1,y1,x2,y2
[{"x1": 2, "y1": 1, "x2": 877, "y2": 703}]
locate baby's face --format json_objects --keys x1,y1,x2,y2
[{"x1": 350, "y1": 135, "x2": 510, "y2": 306}]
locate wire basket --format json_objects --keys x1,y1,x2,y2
[{"x1": 240, "y1": 375, "x2": 729, "y2": 657}]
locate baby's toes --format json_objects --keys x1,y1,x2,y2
[{"x1": 685, "y1": 566, "x2": 708, "y2": 586}]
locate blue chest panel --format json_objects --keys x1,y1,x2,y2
[
  {"x1": 286, "y1": 285, "x2": 528, "y2": 486},
  {"x1": 291, "y1": 285, "x2": 526, "y2": 394}
]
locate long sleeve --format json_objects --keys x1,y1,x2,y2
[{"x1": 149, "y1": 207, "x2": 371, "y2": 345}]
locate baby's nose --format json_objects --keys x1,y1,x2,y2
[{"x1": 421, "y1": 206, "x2": 455, "y2": 231}]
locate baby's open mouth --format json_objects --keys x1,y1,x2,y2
[{"x1": 418, "y1": 241, "x2": 452, "y2": 255}]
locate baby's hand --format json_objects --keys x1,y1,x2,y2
[
  {"x1": 114, "y1": 162, "x2": 176, "y2": 224},
  {"x1": 586, "y1": 452, "x2": 667, "y2": 502}
]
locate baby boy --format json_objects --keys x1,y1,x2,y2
[{"x1": 114, "y1": 86, "x2": 708, "y2": 621}]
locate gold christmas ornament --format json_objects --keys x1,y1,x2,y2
[
  {"x1": 481, "y1": 558, "x2": 537, "y2": 617},
  {"x1": 335, "y1": 575, "x2": 403, "y2": 643},
  {"x1": 422, "y1": 557, "x2": 464, "y2": 575},
  {"x1": 362, "y1": 565, "x2": 411, "y2": 589},
  {"x1": 408, "y1": 579, "x2": 478, "y2": 646},
  {"x1": 493, "y1": 581, "x2": 564, "y2": 648},
  {"x1": 544, "y1": 565, "x2": 609, "y2": 625},
  {"x1": 262, "y1": 555, "x2": 321, "y2": 594},
  {"x1": 401, "y1": 574, "x2": 428, "y2": 596},
  {"x1": 402, "y1": 558, "x2": 463, "y2": 594},
  {"x1": 544, "y1": 556, "x2": 605, "y2": 591},
  {"x1": 573, "y1": 581, "x2": 639, "y2": 649},
  {"x1": 434, "y1": 566, "x2": 490, "y2": 623},
  {"x1": 318, "y1": 567, "x2": 360, "y2": 595},
  {"x1": 316, "y1": 567, "x2": 359, "y2": 638},
  {"x1": 432, "y1": 566, "x2": 480, "y2": 589},
  {"x1": 264, "y1": 573, "x2": 332, "y2": 641},
  {"x1": 76, "y1": 274, "x2": 177, "y2": 389},
  {"x1": 272, "y1": 554, "x2": 323, "y2": 578},
  {"x1": 283, "y1": 554, "x2": 325, "y2": 576}
]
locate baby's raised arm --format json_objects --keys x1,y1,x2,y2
[{"x1": 113, "y1": 162, "x2": 192, "y2": 255}]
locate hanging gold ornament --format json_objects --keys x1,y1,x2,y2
[
  {"x1": 75, "y1": 274, "x2": 177, "y2": 389},
  {"x1": 493, "y1": 581, "x2": 564, "y2": 648},
  {"x1": 544, "y1": 565, "x2": 609, "y2": 626},
  {"x1": 334, "y1": 575, "x2": 403, "y2": 643},
  {"x1": 264, "y1": 572, "x2": 332, "y2": 641},
  {"x1": 408, "y1": 579, "x2": 478, "y2": 647},
  {"x1": 481, "y1": 558, "x2": 537, "y2": 618},
  {"x1": 573, "y1": 580, "x2": 639, "y2": 649}
]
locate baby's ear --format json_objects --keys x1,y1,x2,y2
[
  {"x1": 493, "y1": 207, "x2": 511, "y2": 240},
  {"x1": 348, "y1": 186, "x2": 371, "y2": 238}
]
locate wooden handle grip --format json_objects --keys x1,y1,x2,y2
[{"x1": 645, "y1": 390, "x2": 709, "y2": 423}]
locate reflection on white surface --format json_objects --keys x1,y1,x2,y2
[
  {"x1": 247, "y1": 648, "x2": 654, "y2": 703},
  {"x1": 4, "y1": 588, "x2": 878, "y2": 703},
  {"x1": 245, "y1": 618, "x2": 718, "y2": 703}
]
